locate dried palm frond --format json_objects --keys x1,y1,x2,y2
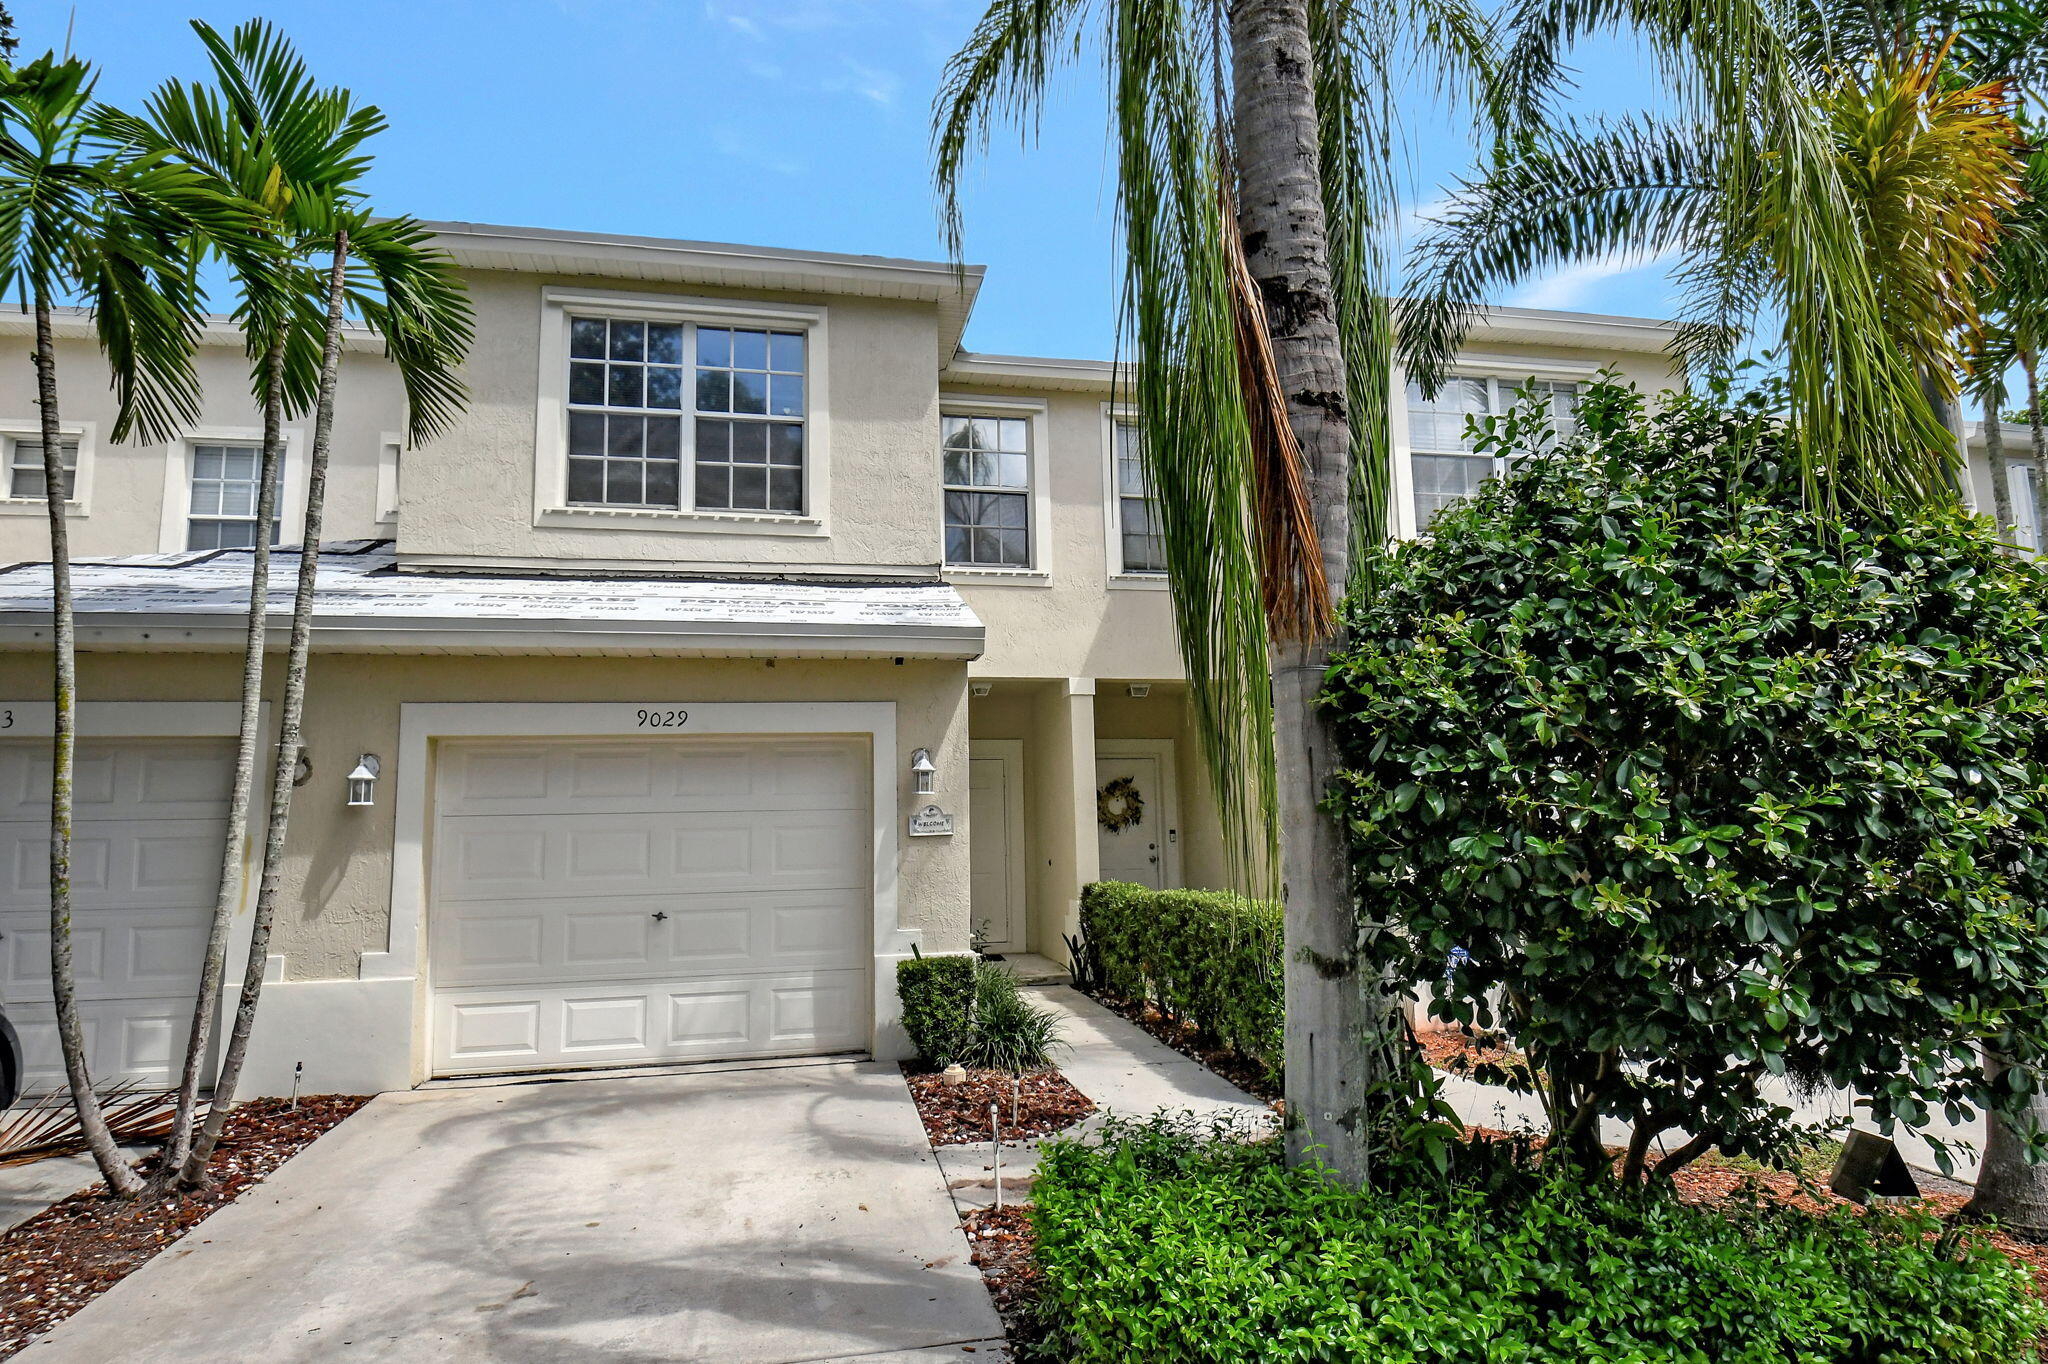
[
  {"x1": 0, "y1": 1082, "x2": 187, "y2": 1168},
  {"x1": 1222, "y1": 183, "x2": 1333, "y2": 644}
]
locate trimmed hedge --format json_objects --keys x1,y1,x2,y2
[
  {"x1": 1079, "y1": 881, "x2": 1281, "y2": 1080},
  {"x1": 896, "y1": 953, "x2": 975, "y2": 1067},
  {"x1": 1031, "y1": 1118, "x2": 2048, "y2": 1363}
]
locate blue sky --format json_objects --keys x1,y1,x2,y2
[{"x1": 58, "y1": 1, "x2": 1678, "y2": 361}]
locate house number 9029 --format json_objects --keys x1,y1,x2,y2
[{"x1": 635, "y1": 708, "x2": 690, "y2": 729}]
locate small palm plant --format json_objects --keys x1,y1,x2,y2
[{"x1": 0, "y1": 52, "x2": 256, "y2": 1197}]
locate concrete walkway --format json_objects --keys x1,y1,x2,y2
[
  {"x1": 1437, "y1": 1064, "x2": 1984, "y2": 1186},
  {"x1": 25, "y1": 1060, "x2": 1004, "y2": 1363},
  {"x1": 935, "y1": 985, "x2": 1274, "y2": 1211}
]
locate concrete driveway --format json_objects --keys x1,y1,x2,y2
[{"x1": 26, "y1": 1059, "x2": 1005, "y2": 1363}]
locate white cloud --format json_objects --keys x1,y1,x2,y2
[
  {"x1": 827, "y1": 58, "x2": 902, "y2": 107},
  {"x1": 1509, "y1": 248, "x2": 1679, "y2": 311}
]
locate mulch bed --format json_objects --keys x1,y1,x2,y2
[
  {"x1": 901, "y1": 1065, "x2": 1094, "y2": 1145},
  {"x1": 1417, "y1": 1024, "x2": 1535, "y2": 1081},
  {"x1": 963, "y1": 1205, "x2": 1049, "y2": 1351},
  {"x1": 1079, "y1": 988, "x2": 1282, "y2": 1103},
  {"x1": 0, "y1": 1094, "x2": 368, "y2": 1357}
]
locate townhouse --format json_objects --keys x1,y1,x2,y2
[{"x1": 0, "y1": 222, "x2": 1842, "y2": 1095}]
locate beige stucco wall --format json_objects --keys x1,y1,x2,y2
[
  {"x1": 0, "y1": 649, "x2": 973, "y2": 984},
  {"x1": 396, "y1": 273, "x2": 945, "y2": 574},
  {"x1": 0, "y1": 330, "x2": 403, "y2": 563},
  {"x1": 951, "y1": 345, "x2": 1687, "y2": 683}
]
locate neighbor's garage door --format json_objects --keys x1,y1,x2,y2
[
  {"x1": 0, "y1": 739, "x2": 228, "y2": 1090},
  {"x1": 429, "y1": 737, "x2": 871, "y2": 1077}
]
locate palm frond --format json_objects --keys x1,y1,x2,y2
[
  {"x1": 932, "y1": 0, "x2": 1095, "y2": 261},
  {"x1": 339, "y1": 211, "x2": 474, "y2": 445},
  {"x1": 1400, "y1": 115, "x2": 1720, "y2": 393}
]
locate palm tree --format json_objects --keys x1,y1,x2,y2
[
  {"x1": 128, "y1": 17, "x2": 385, "y2": 1185},
  {"x1": 1405, "y1": 21, "x2": 2026, "y2": 506},
  {"x1": 169, "y1": 24, "x2": 471, "y2": 1187},
  {"x1": 0, "y1": 53, "x2": 253, "y2": 1196},
  {"x1": 939, "y1": 0, "x2": 1495, "y2": 1181}
]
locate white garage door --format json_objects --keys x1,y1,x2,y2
[
  {"x1": 0, "y1": 739, "x2": 228, "y2": 1090},
  {"x1": 429, "y1": 737, "x2": 871, "y2": 1077}
]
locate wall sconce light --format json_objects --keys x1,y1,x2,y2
[
  {"x1": 346, "y1": 754, "x2": 381, "y2": 808},
  {"x1": 910, "y1": 748, "x2": 937, "y2": 796},
  {"x1": 970, "y1": 681, "x2": 992, "y2": 698},
  {"x1": 1127, "y1": 683, "x2": 1152, "y2": 699}
]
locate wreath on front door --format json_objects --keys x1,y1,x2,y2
[{"x1": 1097, "y1": 775, "x2": 1144, "y2": 833}]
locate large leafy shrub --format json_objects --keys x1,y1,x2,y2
[
  {"x1": 1325, "y1": 377, "x2": 2048, "y2": 1174},
  {"x1": 1029, "y1": 1118, "x2": 2048, "y2": 1362},
  {"x1": 1079, "y1": 880, "x2": 1282, "y2": 1078}
]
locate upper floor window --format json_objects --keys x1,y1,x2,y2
[
  {"x1": 8, "y1": 438, "x2": 78, "y2": 501},
  {"x1": 942, "y1": 414, "x2": 1030, "y2": 567},
  {"x1": 187, "y1": 442, "x2": 283, "y2": 550},
  {"x1": 566, "y1": 316, "x2": 806, "y2": 515},
  {"x1": 1112, "y1": 418, "x2": 1166, "y2": 574},
  {"x1": 1407, "y1": 376, "x2": 1578, "y2": 530}
]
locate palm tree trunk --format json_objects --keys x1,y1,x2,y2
[
  {"x1": 1230, "y1": 0, "x2": 1381, "y2": 1182},
  {"x1": 1963, "y1": 1060, "x2": 2048, "y2": 1237},
  {"x1": 1983, "y1": 393, "x2": 2014, "y2": 542},
  {"x1": 2026, "y1": 352, "x2": 2048, "y2": 555},
  {"x1": 164, "y1": 334, "x2": 288, "y2": 1183},
  {"x1": 33, "y1": 296, "x2": 141, "y2": 1198},
  {"x1": 183, "y1": 234, "x2": 349, "y2": 1182}
]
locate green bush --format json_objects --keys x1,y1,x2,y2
[
  {"x1": 1079, "y1": 880, "x2": 1282, "y2": 1079},
  {"x1": 1030, "y1": 1118, "x2": 2048, "y2": 1363},
  {"x1": 956, "y1": 965, "x2": 1062, "y2": 1073},
  {"x1": 896, "y1": 953, "x2": 975, "y2": 1067},
  {"x1": 1324, "y1": 376, "x2": 2048, "y2": 1170},
  {"x1": 897, "y1": 955, "x2": 1064, "y2": 1071}
]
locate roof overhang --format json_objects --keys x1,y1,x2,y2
[
  {"x1": 0, "y1": 543, "x2": 985, "y2": 661},
  {"x1": 423, "y1": 220, "x2": 985, "y2": 360},
  {"x1": 941, "y1": 308, "x2": 1682, "y2": 394}
]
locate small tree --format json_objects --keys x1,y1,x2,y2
[{"x1": 1325, "y1": 377, "x2": 2048, "y2": 1180}]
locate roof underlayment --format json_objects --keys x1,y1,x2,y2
[{"x1": 0, "y1": 542, "x2": 985, "y2": 659}]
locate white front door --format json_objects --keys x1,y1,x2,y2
[
  {"x1": 1095, "y1": 742, "x2": 1178, "y2": 890},
  {"x1": 428, "y1": 736, "x2": 871, "y2": 1077},
  {"x1": 0, "y1": 739, "x2": 230, "y2": 1089},
  {"x1": 968, "y1": 740, "x2": 1024, "y2": 953}
]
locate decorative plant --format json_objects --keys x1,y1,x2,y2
[
  {"x1": 1326, "y1": 375, "x2": 2048, "y2": 1179},
  {"x1": 956, "y1": 965, "x2": 1062, "y2": 1074}
]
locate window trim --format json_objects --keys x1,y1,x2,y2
[
  {"x1": 939, "y1": 394, "x2": 1051, "y2": 582},
  {"x1": 532, "y1": 286, "x2": 831, "y2": 537},
  {"x1": 376, "y1": 432, "x2": 402, "y2": 525},
  {"x1": 0, "y1": 421, "x2": 96, "y2": 517},
  {"x1": 1100, "y1": 402, "x2": 1167, "y2": 587},
  {"x1": 1392, "y1": 361, "x2": 1596, "y2": 541},
  {"x1": 158, "y1": 427, "x2": 305, "y2": 554}
]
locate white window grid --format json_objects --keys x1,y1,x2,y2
[
  {"x1": 942, "y1": 414, "x2": 1031, "y2": 567},
  {"x1": 8, "y1": 438, "x2": 78, "y2": 501},
  {"x1": 1113, "y1": 418, "x2": 1166, "y2": 574},
  {"x1": 1408, "y1": 376, "x2": 1579, "y2": 530},
  {"x1": 566, "y1": 315, "x2": 806, "y2": 515},
  {"x1": 187, "y1": 442, "x2": 283, "y2": 550}
]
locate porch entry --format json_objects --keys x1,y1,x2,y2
[
  {"x1": 967, "y1": 739, "x2": 1026, "y2": 953},
  {"x1": 1095, "y1": 739, "x2": 1180, "y2": 890}
]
